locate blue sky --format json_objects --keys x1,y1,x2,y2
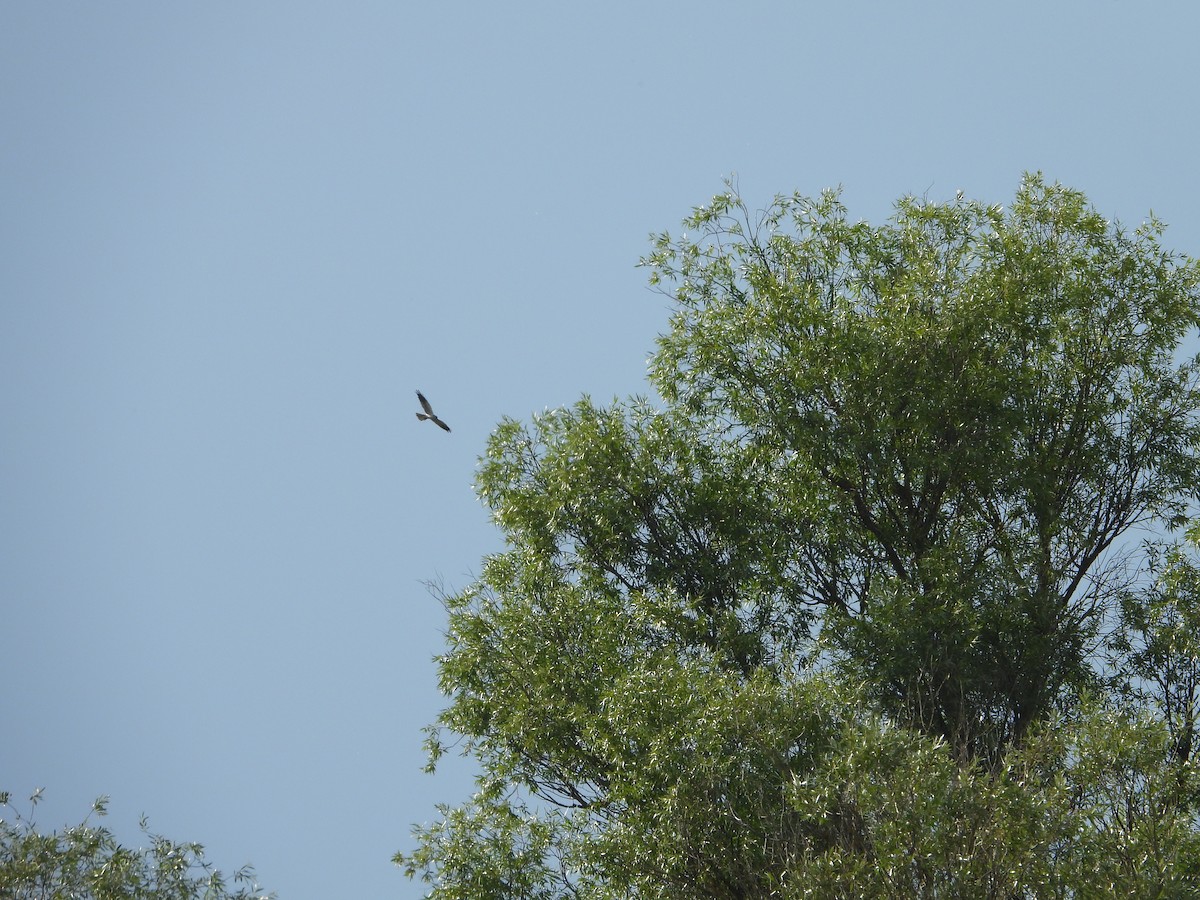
[{"x1": 2, "y1": 3, "x2": 1198, "y2": 898}]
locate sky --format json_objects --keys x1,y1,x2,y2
[{"x1": 2, "y1": 3, "x2": 1199, "y2": 898}]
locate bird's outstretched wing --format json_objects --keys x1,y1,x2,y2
[
  {"x1": 415, "y1": 390, "x2": 452, "y2": 432},
  {"x1": 417, "y1": 390, "x2": 436, "y2": 417}
]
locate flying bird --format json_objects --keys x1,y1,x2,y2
[{"x1": 415, "y1": 390, "x2": 451, "y2": 432}]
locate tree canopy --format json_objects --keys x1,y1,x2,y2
[
  {"x1": 399, "y1": 175, "x2": 1200, "y2": 898},
  {"x1": 0, "y1": 789, "x2": 272, "y2": 900}
]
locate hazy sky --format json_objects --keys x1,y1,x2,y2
[{"x1": 3, "y1": 3, "x2": 1199, "y2": 898}]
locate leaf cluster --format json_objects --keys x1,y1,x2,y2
[{"x1": 0, "y1": 790, "x2": 273, "y2": 900}]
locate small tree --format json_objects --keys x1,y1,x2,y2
[
  {"x1": 0, "y1": 789, "x2": 273, "y2": 900},
  {"x1": 400, "y1": 175, "x2": 1200, "y2": 898}
]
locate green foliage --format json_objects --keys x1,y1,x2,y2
[
  {"x1": 1110, "y1": 526, "x2": 1200, "y2": 767},
  {"x1": 400, "y1": 175, "x2": 1200, "y2": 897},
  {"x1": 0, "y1": 790, "x2": 272, "y2": 900},
  {"x1": 646, "y1": 174, "x2": 1200, "y2": 761}
]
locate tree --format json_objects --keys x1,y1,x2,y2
[
  {"x1": 0, "y1": 789, "x2": 273, "y2": 900},
  {"x1": 398, "y1": 175, "x2": 1200, "y2": 898}
]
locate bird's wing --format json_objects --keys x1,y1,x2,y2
[
  {"x1": 432, "y1": 416, "x2": 451, "y2": 432},
  {"x1": 416, "y1": 390, "x2": 435, "y2": 416}
]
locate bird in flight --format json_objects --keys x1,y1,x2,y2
[{"x1": 415, "y1": 390, "x2": 451, "y2": 432}]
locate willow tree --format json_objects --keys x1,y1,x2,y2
[
  {"x1": 0, "y1": 790, "x2": 272, "y2": 900},
  {"x1": 399, "y1": 175, "x2": 1200, "y2": 898}
]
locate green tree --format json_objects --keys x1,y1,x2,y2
[
  {"x1": 398, "y1": 175, "x2": 1200, "y2": 898},
  {"x1": 0, "y1": 790, "x2": 272, "y2": 900}
]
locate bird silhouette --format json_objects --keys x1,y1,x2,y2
[{"x1": 415, "y1": 390, "x2": 451, "y2": 432}]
